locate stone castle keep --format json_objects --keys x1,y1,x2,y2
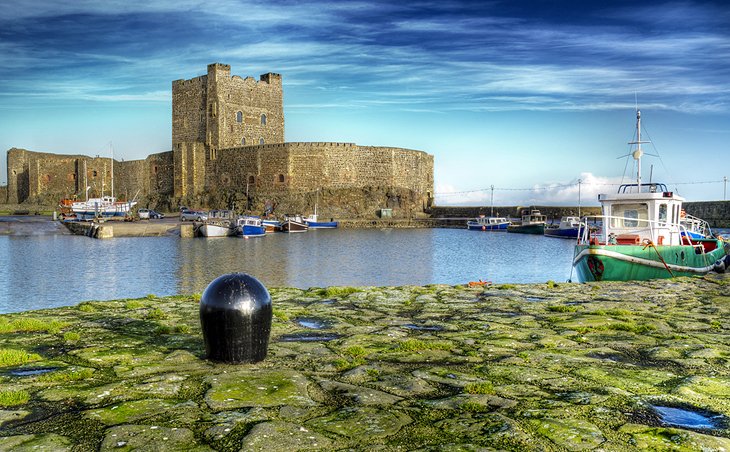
[{"x1": 5, "y1": 63, "x2": 434, "y2": 217}]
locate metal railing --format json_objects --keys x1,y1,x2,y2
[{"x1": 577, "y1": 215, "x2": 699, "y2": 248}]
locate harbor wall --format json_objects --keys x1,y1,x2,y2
[
  {"x1": 430, "y1": 202, "x2": 730, "y2": 228},
  {"x1": 684, "y1": 201, "x2": 730, "y2": 228},
  {"x1": 428, "y1": 205, "x2": 602, "y2": 221}
]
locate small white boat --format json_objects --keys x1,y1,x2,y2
[
  {"x1": 199, "y1": 220, "x2": 236, "y2": 237},
  {"x1": 466, "y1": 216, "x2": 509, "y2": 231},
  {"x1": 67, "y1": 196, "x2": 137, "y2": 218}
]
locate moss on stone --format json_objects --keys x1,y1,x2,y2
[{"x1": 1, "y1": 276, "x2": 729, "y2": 449}]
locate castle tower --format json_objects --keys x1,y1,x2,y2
[{"x1": 171, "y1": 63, "x2": 284, "y2": 197}]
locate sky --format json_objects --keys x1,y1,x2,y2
[{"x1": 1, "y1": 0, "x2": 729, "y2": 206}]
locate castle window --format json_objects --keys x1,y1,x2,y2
[
  {"x1": 241, "y1": 137, "x2": 246, "y2": 145},
  {"x1": 153, "y1": 166, "x2": 159, "y2": 175},
  {"x1": 278, "y1": 174, "x2": 285, "y2": 183},
  {"x1": 248, "y1": 175, "x2": 255, "y2": 184},
  {"x1": 261, "y1": 114, "x2": 267, "y2": 125},
  {"x1": 236, "y1": 111, "x2": 242, "y2": 123},
  {"x1": 259, "y1": 138, "x2": 265, "y2": 145},
  {"x1": 92, "y1": 170, "x2": 98, "y2": 178},
  {"x1": 210, "y1": 148, "x2": 217, "y2": 160}
]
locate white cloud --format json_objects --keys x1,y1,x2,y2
[{"x1": 435, "y1": 173, "x2": 625, "y2": 207}]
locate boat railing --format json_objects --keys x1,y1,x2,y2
[
  {"x1": 577, "y1": 215, "x2": 701, "y2": 249},
  {"x1": 681, "y1": 213, "x2": 712, "y2": 238}
]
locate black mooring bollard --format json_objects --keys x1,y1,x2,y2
[{"x1": 199, "y1": 273, "x2": 272, "y2": 363}]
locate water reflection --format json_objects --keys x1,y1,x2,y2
[{"x1": 1, "y1": 228, "x2": 576, "y2": 314}]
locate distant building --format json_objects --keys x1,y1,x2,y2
[{"x1": 5, "y1": 64, "x2": 434, "y2": 216}]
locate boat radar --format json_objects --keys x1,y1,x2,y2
[{"x1": 628, "y1": 109, "x2": 651, "y2": 190}]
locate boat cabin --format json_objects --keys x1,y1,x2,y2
[
  {"x1": 556, "y1": 216, "x2": 580, "y2": 229},
  {"x1": 473, "y1": 216, "x2": 509, "y2": 226},
  {"x1": 597, "y1": 183, "x2": 685, "y2": 246},
  {"x1": 521, "y1": 209, "x2": 546, "y2": 225}
]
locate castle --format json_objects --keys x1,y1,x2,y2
[{"x1": 4, "y1": 64, "x2": 434, "y2": 217}]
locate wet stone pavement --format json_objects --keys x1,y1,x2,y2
[{"x1": 1, "y1": 275, "x2": 729, "y2": 450}]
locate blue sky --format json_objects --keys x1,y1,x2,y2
[{"x1": 1, "y1": 0, "x2": 729, "y2": 205}]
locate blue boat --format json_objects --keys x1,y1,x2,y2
[
  {"x1": 466, "y1": 216, "x2": 510, "y2": 231},
  {"x1": 236, "y1": 216, "x2": 266, "y2": 238},
  {"x1": 304, "y1": 214, "x2": 338, "y2": 229},
  {"x1": 544, "y1": 216, "x2": 581, "y2": 239}
]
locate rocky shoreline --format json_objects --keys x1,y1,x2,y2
[{"x1": 1, "y1": 277, "x2": 729, "y2": 450}]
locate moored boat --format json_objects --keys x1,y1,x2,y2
[
  {"x1": 544, "y1": 216, "x2": 581, "y2": 239},
  {"x1": 261, "y1": 218, "x2": 281, "y2": 232},
  {"x1": 304, "y1": 214, "x2": 338, "y2": 229},
  {"x1": 467, "y1": 216, "x2": 510, "y2": 231},
  {"x1": 236, "y1": 216, "x2": 266, "y2": 238},
  {"x1": 572, "y1": 110, "x2": 728, "y2": 282},
  {"x1": 281, "y1": 214, "x2": 308, "y2": 233},
  {"x1": 507, "y1": 209, "x2": 546, "y2": 234},
  {"x1": 61, "y1": 196, "x2": 137, "y2": 219},
  {"x1": 199, "y1": 220, "x2": 236, "y2": 237}
]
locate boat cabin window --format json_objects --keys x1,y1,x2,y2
[
  {"x1": 658, "y1": 203, "x2": 668, "y2": 226},
  {"x1": 610, "y1": 203, "x2": 648, "y2": 228}
]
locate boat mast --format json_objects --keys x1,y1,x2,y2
[
  {"x1": 84, "y1": 160, "x2": 88, "y2": 201},
  {"x1": 490, "y1": 185, "x2": 494, "y2": 217},
  {"x1": 110, "y1": 142, "x2": 114, "y2": 199}
]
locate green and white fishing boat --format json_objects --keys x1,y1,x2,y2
[
  {"x1": 573, "y1": 110, "x2": 729, "y2": 282},
  {"x1": 507, "y1": 209, "x2": 547, "y2": 234}
]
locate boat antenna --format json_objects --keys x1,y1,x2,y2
[{"x1": 628, "y1": 109, "x2": 651, "y2": 190}]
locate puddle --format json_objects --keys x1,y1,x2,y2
[
  {"x1": 279, "y1": 332, "x2": 340, "y2": 342},
  {"x1": 9, "y1": 367, "x2": 58, "y2": 377},
  {"x1": 525, "y1": 297, "x2": 547, "y2": 302},
  {"x1": 295, "y1": 318, "x2": 330, "y2": 329},
  {"x1": 653, "y1": 405, "x2": 723, "y2": 430},
  {"x1": 402, "y1": 323, "x2": 444, "y2": 331}
]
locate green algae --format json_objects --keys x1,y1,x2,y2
[
  {"x1": 86, "y1": 399, "x2": 182, "y2": 425},
  {"x1": 99, "y1": 425, "x2": 212, "y2": 451},
  {"x1": 204, "y1": 370, "x2": 315, "y2": 411},
  {"x1": 0, "y1": 433, "x2": 73, "y2": 450},
  {"x1": 0, "y1": 349, "x2": 42, "y2": 367},
  {"x1": 240, "y1": 420, "x2": 333, "y2": 451},
  {"x1": 0, "y1": 276, "x2": 729, "y2": 449},
  {"x1": 0, "y1": 389, "x2": 30, "y2": 407}
]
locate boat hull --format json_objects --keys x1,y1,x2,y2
[
  {"x1": 238, "y1": 224, "x2": 266, "y2": 237},
  {"x1": 306, "y1": 221, "x2": 338, "y2": 229},
  {"x1": 281, "y1": 220, "x2": 308, "y2": 233},
  {"x1": 573, "y1": 242, "x2": 727, "y2": 282},
  {"x1": 467, "y1": 222, "x2": 508, "y2": 231},
  {"x1": 507, "y1": 224, "x2": 545, "y2": 234},
  {"x1": 199, "y1": 223, "x2": 235, "y2": 237},
  {"x1": 544, "y1": 227, "x2": 580, "y2": 239}
]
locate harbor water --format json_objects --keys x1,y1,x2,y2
[{"x1": 0, "y1": 228, "x2": 579, "y2": 313}]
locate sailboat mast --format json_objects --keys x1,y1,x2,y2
[
  {"x1": 636, "y1": 110, "x2": 642, "y2": 187},
  {"x1": 110, "y1": 143, "x2": 114, "y2": 199},
  {"x1": 84, "y1": 160, "x2": 88, "y2": 201},
  {"x1": 490, "y1": 185, "x2": 494, "y2": 217}
]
